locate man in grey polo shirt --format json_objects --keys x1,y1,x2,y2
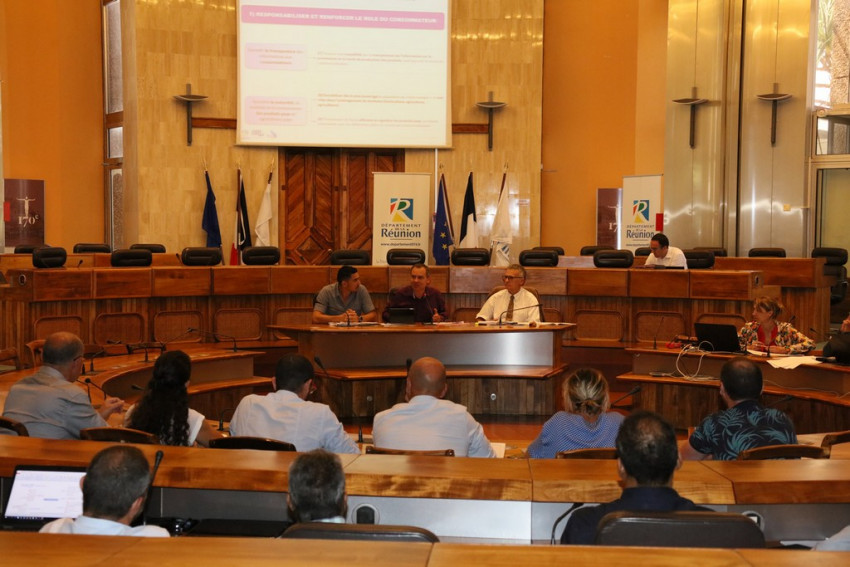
[{"x1": 312, "y1": 265, "x2": 377, "y2": 324}]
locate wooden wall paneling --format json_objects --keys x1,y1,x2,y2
[
  {"x1": 152, "y1": 268, "x2": 212, "y2": 297},
  {"x1": 93, "y1": 311, "x2": 145, "y2": 346},
  {"x1": 524, "y1": 267, "x2": 568, "y2": 295},
  {"x1": 567, "y1": 269, "x2": 629, "y2": 297},
  {"x1": 268, "y1": 292, "x2": 316, "y2": 344},
  {"x1": 31, "y1": 270, "x2": 93, "y2": 301},
  {"x1": 189, "y1": 383, "x2": 273, "y2": 423},
  {"x1": 689, "y1": 270, "x2": 761, "y2": 300},
  {"x1": 629, "y1": 270, "x2": 689, "y2": 298},
  {"x1": 270, "y1": 266, "x2": 332, "y2": 294},
  {"x1": 449, "y1": 267, "x2": 503, "y2": 294},
  {"x1": 340, "y1": 150, "x2": 405, "y2": 252},
  {"x1": 151, "y1": 307, "x2": 205, "y2": 345},
  {"x1": 634, "y1": 380, "x2": 724, "y2": 431},
  {"x1": 283, "y1": 149, "x2": 336, "y2": 265},
  {"x1": 714, "y1": 258, "x2": 828, "y2": 288},
  {"x1": 631, "y1": 301, "x2": 688, "y2": 344},
  {"x1": 690, "y1": 299, "x2": 751, "y2": 334},
  {"x1": 33, "y1": 313, "x2": 85, "y2": 342},
  {"x1": 213, "y1": 298, "x2": 265, "y2": 342},
  {"x1": 93, "y1": 269, "x2": 152, "y2": 299},
  {"x1": 212, "y1": 266, "x2": 271, "y2": 295},
  {"x1": 355, "y1": 267, "x2": 390, "y2": 294}
]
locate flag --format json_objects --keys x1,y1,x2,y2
[
  {"x1": 432, "y1": 174, "x2": 454, "y2": 265},
  {"x1": 458, "y1": 172, "x2": 478, "y2": 248},
  {"x1": 254, "y1": 170, "x2": 273, "y2": 246},
  {"x1": 230, "y1": 169, "x2": 252, "y2": 265},
  {"x1": 490, "y1": 171, "x2": 512, "y2": 266},
  {"x1": 202, "y1": 170, "x2": 222, "y2": 249}
]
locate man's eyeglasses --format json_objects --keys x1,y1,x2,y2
[{"x1": 501, "y1": 275, "x2": 523, "y2": 281}]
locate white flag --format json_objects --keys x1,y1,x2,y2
[
  {"x1": 490, "y1": 177, "x2": 512, "y2": 266},
  {"x1": 254, "y1": 172, "x2": 273, "y2": 246}
]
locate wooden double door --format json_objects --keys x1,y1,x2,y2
[{"x1": 280, "y1": 148, "x2": 404, "y2": 265}]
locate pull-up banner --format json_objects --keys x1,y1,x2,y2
[{"x1": 372, "y1": 172, "x2": 430, "y2": 265}]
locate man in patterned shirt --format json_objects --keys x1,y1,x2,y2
[{"x1": 681, "y1": 357, "x2": 797, "y2": 460}]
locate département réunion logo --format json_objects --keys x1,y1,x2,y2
[
  {"x1": 632, "y1": 200, "x2": 650, "y2": 223},
  {"x1": 389, "y1": 198, "x2": 414, "y2": 222}
]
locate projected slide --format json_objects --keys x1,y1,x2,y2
[{"x1": 238, "y1": 0, "x2": 451, "y2": 148}]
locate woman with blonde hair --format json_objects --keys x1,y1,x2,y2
[
  {"x1": 526, "y1": 368, "x2": 624, "y2": 459},
  {"x1": 739, "y1": 296, "x2": 814, "y2": 354}
]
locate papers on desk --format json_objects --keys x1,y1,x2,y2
[
  {"x1": 475, "y1": 321, "x2": 569, "y2": 327},
  {"x1": 763, "y1": 355, "x2": 822, "y2": 369},
  {"x1": 328, "y1": 321, "x2": 380, "y2": 327}
]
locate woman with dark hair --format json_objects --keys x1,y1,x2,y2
[
  {"x1": 124, "y1": 350, "x2": 221, "y2": 446},
  {"x1": 526, "y1": 368, "x2": 624, "y2": 459},
  {"x1": 739, "y1": 295, "x2": 814, "y2": 354}
]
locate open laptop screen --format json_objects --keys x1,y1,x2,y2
[
  {"x1": 3, "y1": 465, "x2": 86, "y2": 523},
  {"x1": 694, "y1": 323, "x2": 744, "y2": 353}
]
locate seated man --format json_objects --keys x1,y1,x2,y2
[
  {"x1": 288, "y1": 449, "x2": 347, "y2": 523},
  {"x1": 643, "y1": 232, "x2": 688, "y2": 269},
  {"x1": 2, "y1": 331, "x2": 124, "y2": 439},
  {"x1": 312, "y1": 265, "x2": 377, "y2": 324},
  {"x1": 382, "y1": 263, "x2": 447, "y2": 323},
  {"x1": 561, "y1": 411, "x2": 710, "y2": 545},
  {"x1": 229, "y1": 354, "x2": 359, "y2": 454},
  {"x1": 476, "y1": 263, "x2": 541, "y2": 323},
  {"x1": 40, "y1": 445, "x2": 169, "y2": 537},
  {"x1": 681, "y1": 357, "x2": 797, "y2": 461},
  {"x1": 372, "y1": 357, "x2": 496, "y2": 457}
]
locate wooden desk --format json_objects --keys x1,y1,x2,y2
[{"x1": 270, "y1": 323, "x2": 572, "y2": 416}]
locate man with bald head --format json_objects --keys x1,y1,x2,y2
[
  {"x1": 371, "y1": 357, "x2": 496, "y2": 457},
  {"x1": 3, "y1": 332, "x2": 124, "y2": 439}
]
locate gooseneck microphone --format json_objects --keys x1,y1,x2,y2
[
  {"x1": 610, "y1": 386, "x2": 641, "y2": 408},
  {"x1": 86, "y1": 348, "x2": 109, "y2": 374},
  {"x1": 653, "y1": 316, "x2": 666, "y2": 350},
  {"x1": 141, "y1": 450, "x2": 164, "y2": 526},
  {"x1": 497, "y1": 303, "x2": 542, "y2": 327},
  {"x1": 766, "y1": 394, "x2": 794, "y2": 408},
  {"x1": 187, "y1": 327, "x2": 238, "y2": 352}
]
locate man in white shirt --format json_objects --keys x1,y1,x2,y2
[
  {"x1": 287, "y1": 449, "x2": 347, "y2": 523},
  {"x1": 476, "y1": 264, "x2": 541, "y2": 323},
  {"x1": 372, "y1": 357, "x2": 496, "y2": 457},
  {"x1": 643, "y1": 233, "x2": 688, "y2": 269},
  {"x1": 229, "y1": 354, "x2": 359, "y2": 454},
  {"x1": 40, "y1": 445, "x2": 169, "y2": 537}
]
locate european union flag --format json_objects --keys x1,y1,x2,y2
[
  {"x1": 202, "y1": 170, "x2": 222, "y2": 249},
  {"x1": 432, "y1": 174, "x2": 454, "y2": 265}
]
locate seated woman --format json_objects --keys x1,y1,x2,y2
[
  {"x1": 125, "y1": 350, "x2": 221, "y2": 446},
  {"x1": 739, "y1": 296, "x2": 814, "y2": 354},
  {"x1": 526, "y1": 368, "x2": 624, "y2": 459}
]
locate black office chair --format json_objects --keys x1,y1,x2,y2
[
  {"x1": 241, "y1": 246, "x2": 281, "y2": 265},
  {"x1": 556, "y1": 448, "x2": 617, "y2": 459},
  {"x1": 580, "y1": 245, "x2": 614, "y2": 256},
  {"x1": 130, "y1": 243, "x2": 166, "y2": 253},
  {"x1": 0, "y1": 416, "x2": 29, "y2": 436},
  {"x1": 812, "y1": 247, "x2": 848, "y2": 305},
  {"x1": 110, "y1": 248, "x2": 153, "y2": 267},
  {"x1": 365, "y1": 446, "x2": 455, "y2": 457},
  {"x1": 593, "y1": 249, "x2": 634, "y2": 268},
  {"x1": 518, "y1": 249, "x2": 558, "y2": 267},
  {"x1": 14, "y1": 244, "x2": 43, "y2": 254},
  {"x1": 208, "y1": 436, "x2": 296, "y2": 451},
  {"x1": 595, "y1": 511, "x2": 765, "y2": 548},
  {"x1": 32, "y1": 246, "x2": 67, "y2": 268},
  {"x1": 386, "y1": 248, "x2": 426, "y2": 265},
  {"x1": 684, "y1": 249, "x2": 715, "y2": 269},
  {"x1": 281, "y1": 522, "x2": 439, "y2": 542},
  {"x1": 533, "y1": 246, "x2": 565, "y2": 256},
  {"x1": 80, "y1": 427, "x2": 159, "y2": 444},
  {"x1": 634, "y1": 247, "x2": 651, "y2": 257},
  {"x1": 73, "y1": 243, "x2": 112, "y2": 253},
  {"x1": 180, "y1": 247, "x2": 223, "y2": 266},
  {"x1": 694, "y1": 246, "x2": 728, "y2": 257},
  {"x1": 329, "y1": 249, "x2": 370, "y2": 265},
  {"x1": 748, "y1": 247, "x2": 786, "y2": 258},
  {"x1": 450, "y1": 248, "x2": 490, "y2": 266}
]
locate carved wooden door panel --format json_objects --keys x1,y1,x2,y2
[{"x1": 280, "y1": 148, "x2": 404, "y2": 265}]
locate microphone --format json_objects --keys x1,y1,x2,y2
[
  {"x1": 550, "y1": 502, "x2": 585, "y2": 545},
  {"x1": 141, "y1": 450, "x2": 164, "y2": 526},
  {"x1": 126, "y1": 342, "x2": 153, "y2": 363},
  {"x1": 406, "y1": 358, "x2": 413, "y2": 373},
  {"x1": 76, "y1": 379, "x2": 92, "y2": 403},
  {"x1": 187, "y1": 327, "x2": 238, "y2": 352},
  {"x1": 175, "y1": 253, "x2": 182, "y2": 264},
  {"x1": 86, "y1": 347, "x2": 110, "y2": 374},
  {"x1": 497, "y1": 303, "x2": 542, "y2": 327},
  {"x1": 75, "y1": 259, "x2": 84, "y2": 269},
  {"x1": 653, "y1": 316, "x2": 666, "y2": 350},
  {"x1": 610, "y1": 386, "x2": 641, "y2": 408},
  {"x1": 84, "y1": 377, "x2": 107, "y2": 395},
  {"x1": 218, "y1": 407, "x2": 236, "y2": 431},
  {"x1": 313, "y1": 356, "x2": 330, "y2": 390},
  {"x1": 131, "y1": 383, "x2": 145, "y2": 391},
  {"x1": 766, "y1": 394, "x2": 794, "y2": 408},
  {"x1": 158, "y1": 328, "x2": 196, "y2": 352}
]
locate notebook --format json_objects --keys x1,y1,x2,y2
[
  {"x1": 2, "y1": 465, "x2": 86, "y2": 531},
  {"x1": 387, "y1": 307, "x2": 416, "y2": 324},
  {"x1": 694, "y1": 323, "x2": 745, "y2": 353}
]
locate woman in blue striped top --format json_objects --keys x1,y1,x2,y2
[{"x1": 526, "y1": 368, "x2": 624, "y2": 459}]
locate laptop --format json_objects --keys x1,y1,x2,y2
[
  {"x1": 2, "y1": 465, "x2": 86, "y2": 531},
  {"x1": 387, "y1": 307, "x2": 416, "y2": 325},
  {"x1": 694, "y1": 323, "x2": 745, "y2": 353}
]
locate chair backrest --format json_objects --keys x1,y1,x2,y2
[
  {"x1": 450, "y1": 248, "x2": 490, "y2": 266},
  {"x1": 110, "y1": 248, "x2": 153, "y2": 267},
  {"x1": 282, "y1": 522, "x2": 439, "y2": 542},
  {"x1": 683, "y1": 249, "x2": 715, "y2": 269},
  {"x1": 533, "y1": 245, "x2": 565, "y2": 255},
  {"x1": 32, "y1": 247, "x2": 67, "y2": 268},
  {"x1": 821, "y1": 430, "x2": 850, "y2": 454},
  {"x1": 737, "y1": 443, "x2": 829, "y2": 460},
  {"x1": 130, "y1": 243, "x2": 166, "y2": 253},
  {"x1": 748, "y1": 247, "x2": 786, "y2": 258},
  {"x1": 241, "y1": 246, "x2": 281, "y2": 265},
  {"x1": 329, "y1": 249, "x2": 370, "y2": 265},
  {"x1": 518, "y1": 249, "x2": 558, "y2": 267},
  {"x1": 580, "y1": 245, "x2": 614, "y2": 256},
  {"x1": 14, "y1": 244, "x2": 42, "y2": 254},
  {"x1": 180, "y1": 247, "x2": 223, "y2": 266},
  {"x1": 208, "y1": 436, "x2": 296, "y2": 451},
  {"x1": 593, "y1": 249, "x2": 634, "y2": 268},
  {"x1": 24, "y1": 339, "x2": 46, "y2": 368},
  {"x1": 80, "y1": 427, "x2": 159, "y2": 444},
  {"x1": 451, "y1": 307, "x2": 480, "y2": 323},
  {"x1": 0, "y1": 347, "x2": 22, "y2": 372},
  {"x1": 811, "y1": 247, "x2": 848, "y2": 265},
  {"x1": 385, "y1": 248, "x2": 426, "y2": 265},
  {"x1": 556, "y1": 447, "x2": 617, "y2": 459},
  {"x1": 634, "y1": 247, "x2": 651, "y2": 257},
  {"x1": 694, "y1": 246, "x2": 728, "y2": 257},
  {"x1": 0, "y1": 416, "x2": 29, "y2": 437},
  {"x1": 595, "y1": 511, "x2": 765, "y2": 548},
  {"x1": 366, "y1": 446, "x2": 455, "y2": 457},
  {"x1": 73, "y1": 243, "x2": 112, "y2": 253}
]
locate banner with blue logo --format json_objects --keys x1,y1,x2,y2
[{"x1": 372, "y1": 172, "x2": 430, "y2": 265}]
